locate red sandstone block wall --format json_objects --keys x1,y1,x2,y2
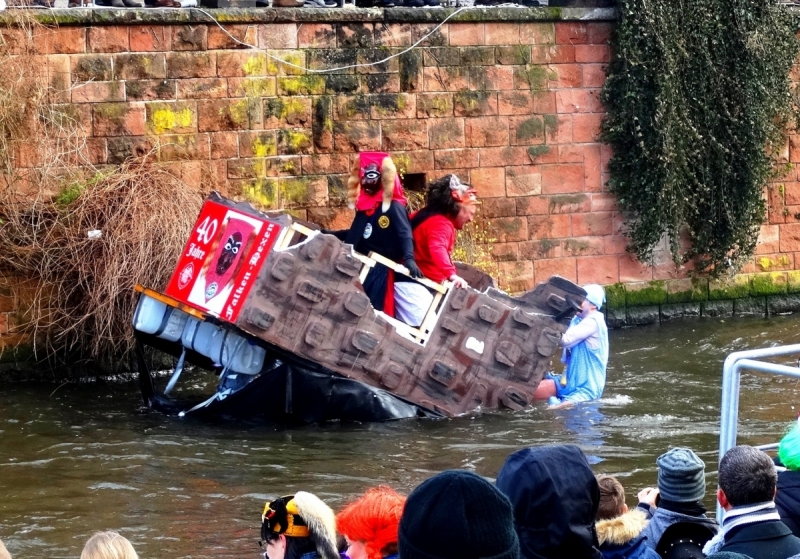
[{"x1": 7, "y1": 17, "x2": 800, "y2": 294}]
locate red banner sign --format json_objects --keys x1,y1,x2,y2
[{"x1": 165, "y1": 199, "x2": 283, "y2": 323}]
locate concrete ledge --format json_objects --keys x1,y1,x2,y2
[
  {"x1": 3, "y1": 6, "x2": 617, "y2": 25},
  {"x1": 605, "y1": 272, "x2": 800, "y2": 328}
]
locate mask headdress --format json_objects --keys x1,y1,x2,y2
[
  {"x1": 448, "y1": 174, "x2": 479, "y2": 206},
  {"x1": 261, "y1": 492, "x2": 339, "y2": 559},
  {"x1": 347, "y1": 152, "x2": 406, "y2": 213}
]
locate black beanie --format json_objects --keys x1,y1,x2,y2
[{"x1": 398, "y1": 470, "x2": 520, "y2": 559}]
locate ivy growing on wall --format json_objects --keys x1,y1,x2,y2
[{"x1": 600, "y1": 0, "x2": 799, "y2": 273}]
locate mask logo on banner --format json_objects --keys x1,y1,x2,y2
[
  {"x1": 203, "y1": 219, "x2": 256, "y2": 303},
  {"x1": 363, "y1": 223, "x2": 373, "y2": 239},
  {"x1": 216, "y1": 232, "x2": 243, "y2": 275},
  {"x1": 178, "y1": 263, "x2": 194, "y2": 290}
]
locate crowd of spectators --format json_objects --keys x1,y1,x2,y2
[{"x1": 4, "y1": 436, "x2": 800, "y2": 559}]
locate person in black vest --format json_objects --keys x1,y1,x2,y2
[{"x1": 328, "y1": 152, "x2": 422, "y2": 318}]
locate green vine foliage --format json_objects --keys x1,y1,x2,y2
[{"x1": 600, "y1": 0, "x2": 799, "y2": 273}]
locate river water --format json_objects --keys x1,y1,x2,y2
[{"x1": 3, "y1": 315, "x2": 800, "y2": 558}]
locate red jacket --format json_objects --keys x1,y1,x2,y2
[{"x1": 412, "y1": 212, "x2": 456, "y2": 283}]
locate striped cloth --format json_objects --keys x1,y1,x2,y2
[{"x1": 703, "y1": 501, "x2": 782, "y2": 555}]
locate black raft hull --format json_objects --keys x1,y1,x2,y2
[{"x1": 136, "y1": 332, "x2": 436, "y2": 423}]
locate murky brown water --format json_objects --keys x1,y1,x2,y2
[{"x1": 3, "y1": 315, "x2": 800, "y2": 558}]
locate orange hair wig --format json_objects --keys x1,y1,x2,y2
[{"x1": 336, "y1": 486, "x2": 406, "y2": 559}]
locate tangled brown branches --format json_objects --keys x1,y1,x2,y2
[
  {"x1": 0, "y1": 14, "x2": 203, "y2": 371},
  {"x1": 0, "y1": 162, "x2": 202, "y2": 369}
]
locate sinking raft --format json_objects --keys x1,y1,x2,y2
[{"x1": 133, "y1": 192, "x2": 587, "y2": 423}]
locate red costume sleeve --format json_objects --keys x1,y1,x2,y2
[{"x1": 414, "y1": 215, "x2": 456, "y2": 283}]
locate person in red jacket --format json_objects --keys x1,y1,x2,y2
[{"x1": 394, "y1": 174, "x2": 478, "y2": 326}]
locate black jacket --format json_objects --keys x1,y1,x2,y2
[
  {"x1": 777, "y1": 469, "x2": 800, "y2": 537},
  {"x1": 496, "y1": 445, "x2": 603, "y2": 559},
  {"x1": 719, "y1": 519, "x2": 800, "y2": 559}
]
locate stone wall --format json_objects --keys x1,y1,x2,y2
[
  {"x1": 8, "y1": 7, "x2": 617, "y2": 299},
  {"x1": 1, "y1": 8, "x2": 800, "y2": 352}
]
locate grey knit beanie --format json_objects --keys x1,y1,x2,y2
[
  {"x1": 656, "y1": 447, "x2": 706, "y2": 503},
  {"x1": 398, "y1": 470, "x2": 519, "y2": 559}
]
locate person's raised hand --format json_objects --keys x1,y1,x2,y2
[
  {"x1": 637, "y1": 487, "x2": 659, "y2": 508},
  {"x1": 405, "y1": 259, "x2": 423, "y2": 279}
]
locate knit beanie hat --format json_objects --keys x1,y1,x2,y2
[
  {"x1": 398, "y1": 470, "x2": 519, "y2": 559},
  {"x1": 656, "y1": 447, "x2": 706, "y2": 503}
]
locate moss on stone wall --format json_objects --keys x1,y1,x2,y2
[
  {"x1": 626, "y1": 280, "x2": 667, "y2": 307},
  {"x1": 709, "y1": 275, "x2": 751, "y2": 300},
  {"x1": 604, "y1": 283, "x2": 626, "y2": 310},
  {"x1": 750, "y1": 271, "x2": 788, "y2": 296}
]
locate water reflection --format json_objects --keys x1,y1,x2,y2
[
  {"x1": 556, "y1": 403, "x2": 606, "y2": 463},
  {"x1": 2, "y1": 316, "x2": 800, "y2": 558}
]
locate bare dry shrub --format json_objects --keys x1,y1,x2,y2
[
  {"x1": 452, "y1": 217, "x2": 504, "y2": 285},
  {"x1": 0, "y1": 14, "x2": 203, "y2": 370},
  {"x1": 1, "y1": 160, "x2": 202, "y2": 368}
]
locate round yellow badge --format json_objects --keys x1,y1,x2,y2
[{"x1": 378, "y1": 216, "x2": 390, "y2": 229}]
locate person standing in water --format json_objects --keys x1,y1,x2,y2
[{"x1": 534, "y1": 284, "x2": 609, "y2": 408}]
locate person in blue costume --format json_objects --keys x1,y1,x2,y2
[
  {"x1": 534, "y1": 283, "x2": 609, "y2": 408},
  {"x1": 260, "y1": 492, "x2": 340, "y2": 559}
]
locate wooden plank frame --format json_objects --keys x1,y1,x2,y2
[{"x1": 279, "y1": 222, "x2": 452, "y2": 345}]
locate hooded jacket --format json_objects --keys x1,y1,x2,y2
[
  {"x1": 496, "y1": 445, "x2": 603, "y2": 559},
  {"x1": 596, "y1": 509, "x2": 660, "y2": 559},
  {"x1": 639, "y1": 504, "x2": 718, "y2": 549},
  {"x1": 777, "y1": 469, "x2": 800, "y2": 537}
]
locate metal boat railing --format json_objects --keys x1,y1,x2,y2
[{"x1": 717, "y1": 343, "x2": 800, "y2": 519}]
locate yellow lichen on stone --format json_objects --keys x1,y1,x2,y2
[
  {"x1": 244, "y1": 179, "x2": 275, "y2": 208},
  {"x1": 229, "y1": 99, "x2": 249, "y2": 125},
  {"x1": 240, "y1": 78, "x2": 275, "y2": 99},
  {"x1": 757, "y1": 255, "x2": 791, "y2": 271},
  {"x1": 281, "y1": 130, "x2": 311, "y2": 153},
  {"x1": 149, "y1": 107, "x2": 194, "y2": 135},
  {"x1": 243, "y1": 55, "x2": 267, "y2": 77},
  {"x1": 280, "y1": 98, "x2": 305, "y2": 120},
  {"x1": 431, "y1": 97, "x2": 450, "y2": 112},
  {"x1": 253, "y1": 136, "x2": 276, "y2": 158},
  {"x1": 394, "y1": 153, "x2": 411, "y2": 175}
]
